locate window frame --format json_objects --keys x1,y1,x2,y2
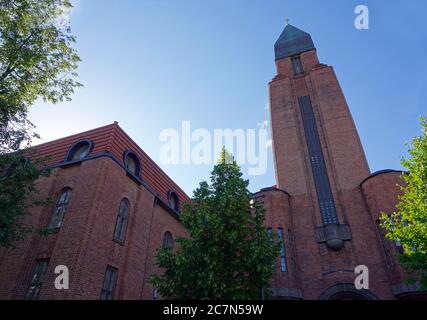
[
  {"x1": 65, "y1": 139, "x2": 94, "y2": 162},
  {"x1": 267, "y1": 227, "x2": 273, "y2": 239},
  {"x1": 277, "y1": 227, "x2": 287, "y2": 272},
  {"x1": 298, "y1": 95, "x2": 339, "y2": 225},
  {"x1": 25, "y1": 259, "x2": 49, "y2": 300},
  {"x1": 267, "y1": 227, "x2": 275, "y2": 271},
  {"x1": 168, "y1": 191, "x2": 180, "y2": 213},
  {"x1": 100, "y1": 265, "x2": 118, "y2": 300},
  {"x1": 48, "y1": 188, "x2": 72, "y2": 230},
  {"x1": 113, "y1": 198, "x2": 130, "y2": 244},
  {"x1": 291, "y1": 55, "x2": 304, "y2": 75},
  {"x1": 162, "y1": 231, "x2": 174, "y2": 250},
  {"x1": 123, "y1": 150, "x2": 141, "y2": 177}
]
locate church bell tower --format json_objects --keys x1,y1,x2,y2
[{"x1": 269, "y1": 24, "x2": 370, "y2": 250}]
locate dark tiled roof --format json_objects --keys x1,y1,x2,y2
[{"x1": 274, "y1": 24, "x2": 315, "y2": 60}]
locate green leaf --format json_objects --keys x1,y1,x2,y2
[
  {"x1": 380, "y1": 116, "x2": 427, "y2": 289},
  {"x1": 150, "y1": 149, "x2": 280, "y2": 299}
]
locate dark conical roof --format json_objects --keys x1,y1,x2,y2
[{"x1": 274, "y1": 24, "x2": 315, "y2": 60}]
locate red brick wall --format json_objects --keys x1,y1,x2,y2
[
  {"x1": 255, "y1": 188, "x2": 301, "y2": 297},
  {"x1": 267, "y1": 49, "x2": 400, "y2": 299},
  {"x1": 360, "y1": 171, "x2": 407, "y2": 288},
  {"x1": 0, "y1": 134, "x2": 188, "y2": 300},
  {"x1": 270, "y1": 50, "x2": 370, "y2": 195}
]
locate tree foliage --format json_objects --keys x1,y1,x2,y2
[
  {"x1": 150, "y1": 149, "x2": 280, "y2": 299},
  {"x1": 381, "y1": 116, "x2": 427, "y2": 288},
  {"x1": 0, "y1": 152, "x2": 51, "y2": 247},
  {"x1": 0, "y1": 0, "x2": 81, "y2": 248},
  {"x1": 0, "y1": 0, "x2": 81, "y2": 121}
]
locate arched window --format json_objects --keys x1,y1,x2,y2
[
  {"x1": 162, "y1": 231, "x2": 174, "y2": 250},
  {"x1": 100, "y1": 265, "x2": 118, "y2": 300},
  {"x1": 123, "y1": 151, "x2": 140, "y2": 177},
  {"x1": 66, "y1": 140, "x2": 93, "y2": 162},
  {"x1": 114, "y1": 198, "x2": 130, "y2": 243},
  {"x1": 48, "y1": 188, "x2": 72, "y2": 229},
  {"x1": 168, "y1": 191, "x2": 180, "y2": 213}
]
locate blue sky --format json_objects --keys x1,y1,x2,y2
[{"x1": 29, "y1": 0, "x2": 427, "y2": 196}]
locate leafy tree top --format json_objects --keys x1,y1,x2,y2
[
  {"x1": 381, "y1": 116, "x2": 427, "y2": 288},
  {"x1": 0, "y1": 0, "x2": 81, "y2": 124},
  {"x1": 151, "y1": 148, "x2": 280, "y2": 299}
]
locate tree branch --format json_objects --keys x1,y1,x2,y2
[{"x1": 0, "y1": 29, "x2": 38, "y2": 83}]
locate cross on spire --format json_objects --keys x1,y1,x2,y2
[{"x1": 285, "y1": 18, "x2": 290, "y2": 25}]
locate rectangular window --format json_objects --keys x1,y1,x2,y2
[
  {"x1": 291, "y1": 56, "x2": 303, "y2": 75},
  {"x1": 298, "y1": 96, "x2": 339, "y2": 225},
  {"x1": 277, "y1": 228, "x2": 287, "y2": 272},
  {"x1": 100, "y1": 266, "x2": 118, "y2": 300},
  {"x1": 267, "y1": 227, "x2": 275, "y2": 270},
  {"x1": 267, "y1": 227, "x2": 273, "y2": 239},
  {"x1": 25, "y1": 259, "x2": 49, "y2": 300}
]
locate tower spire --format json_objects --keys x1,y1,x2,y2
[{"x1": 274, "y1": 24, "x2": 315, "y2": 61}]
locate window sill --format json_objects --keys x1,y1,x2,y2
[
  {"x1": 43, "y1": 227, "x2": 60, "y2": 235},
  {"x1": 60, "y1": 160, "x2": 83, "y2": 169},
  {"x1": 125, "y1": 171, "x2": 143, "y2": 185},
  {"x1": 113, "y1": 239, "x2": 125, "y2": 246}
]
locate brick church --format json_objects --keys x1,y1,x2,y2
[{"x1": 0, "y1": 24, "x2": 424, "y2": 300}]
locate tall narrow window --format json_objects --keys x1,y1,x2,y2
[
  {"x1": 267, "y1": 227, "x2": 275, "y2": 270},
  {"x1": 25, "y1": 259, "x2": 49, "y2": 300},
  {"x1": 48, "y1": 188, "x2": 72, "y2": 229},
  {"x1": 114, "y1": 198, "x2": 130, "y2": 243},
  {"x1": 298, "y1": 96, "x2": 339, "y2": 225},
  {"x1": 168, "y1": 191, "x2": 180, "y2": 213},
  {"x1": 291, "y1": 56, "x2": 303, "y2": 75},
  {"x1": 277, "y1": 228, "x2": 287, "y2": 272},
  {"x1": 100, "y1": 266, "x2": 118, "y2": 300},
  {"x1": 162, "y1": 231, "x2": 174, "y2": 250}
]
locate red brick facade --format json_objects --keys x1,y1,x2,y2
[
  {"x1": 258, "y1": 25, "x2": 425, "y2": 300},
  {"x1": 0, "y1": 25, "x2": 424, "y2": 300},
  {"x1": 0, "y1": 123, "x2": 189, "y2": 300}
]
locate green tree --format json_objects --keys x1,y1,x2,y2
[
  {"x1": 0, "y1": 0, "x2": 81, "y2": 119},
  {"x1": 0, "y1": 152, "x2": 51, "y2": 247},
  {"x1": 381, "y1": 116, "x2": 427, "y2": 288},
  {"x1": 0, "y1": 0, "x2": 81, "y2": 248},
  {"x1": 150, "y1": 149, "x2": 280, "y2": 299}
]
